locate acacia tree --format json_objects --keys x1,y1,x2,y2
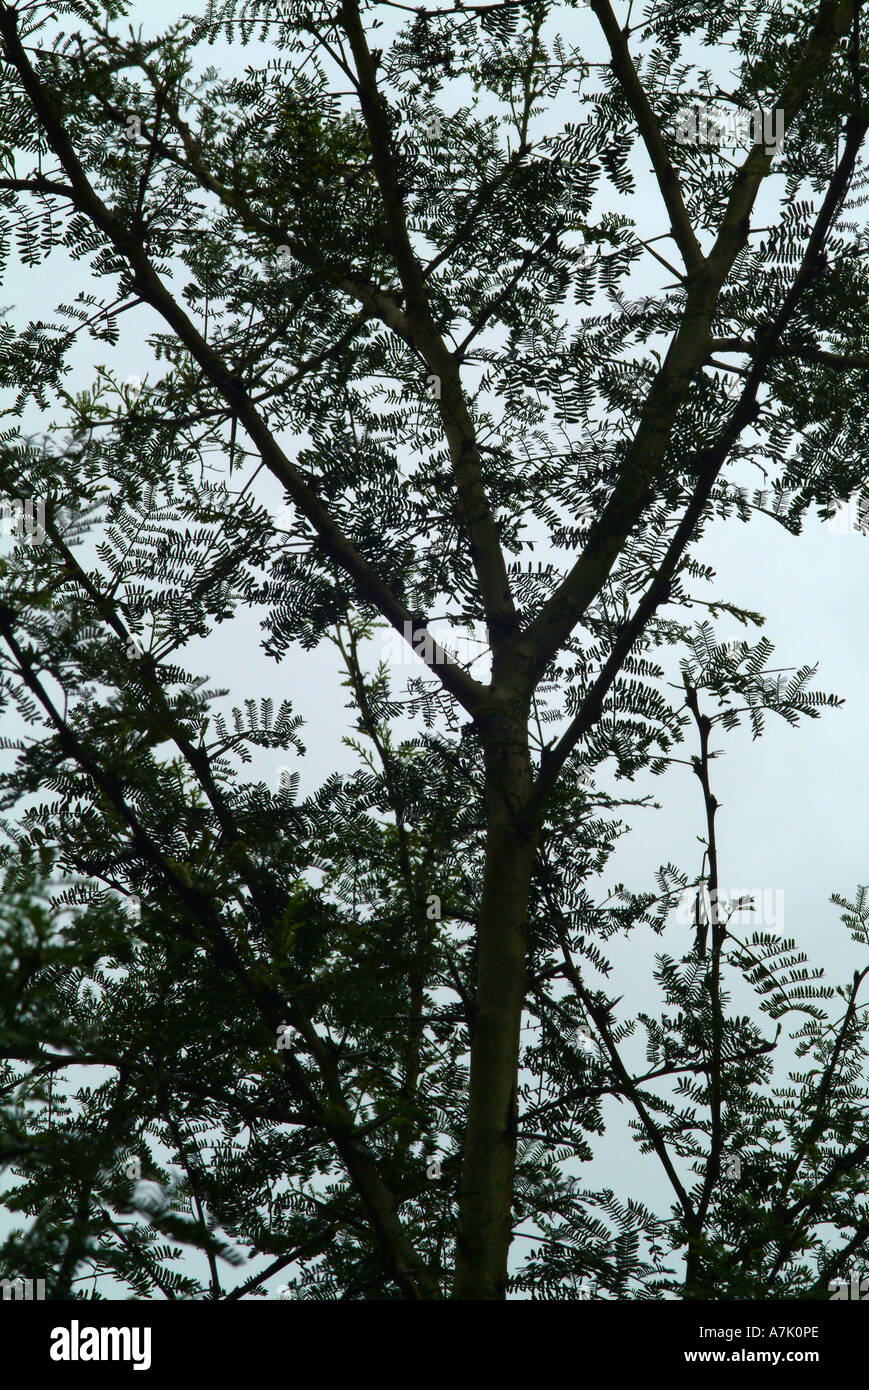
[{"x1": 1, "y1": 0, "x2": 869, "y2": 1301}]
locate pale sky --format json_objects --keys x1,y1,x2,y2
[{"x1": 1, "y1": 0, "x2": 867, "y2": 1295}]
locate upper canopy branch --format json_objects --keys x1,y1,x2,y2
[
  {"x1": 0, "y1": 5, "x2": 487, "y2": 719},
  {"x1": 591, "y1": 0, "x2": 704, "y2": 276},
  {"x1": 337, "y1": 0, "x2": 519, "y2": 644},
  {"x1": 525, "y1": 100, "x2": 866, "y2": 821},
  {"x1": 515, "y1": 0, "x2": 857, "y2": 695}
]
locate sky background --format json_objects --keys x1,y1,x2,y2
[{"x1": 1, "y1": 0, "x2": 867, "y2": 1296}]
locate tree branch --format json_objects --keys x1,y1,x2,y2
[
  {"x1": 337, "y1": 0, "x2": 519, "y2": 645},
  {"x1": 0, "y1": 8, "x2": 486, "y2": 718},
  {"x1": 591, "y1": 0, "x2": 703, "y2": 275},
  {"x1": 517, "y1": 0, "x2": 856, "y2": 691}
]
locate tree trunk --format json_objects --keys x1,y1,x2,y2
[{"x1": 453, "y1": 705, "x2": 538, "y2": 1299}]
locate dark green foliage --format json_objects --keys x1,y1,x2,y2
[{"x1": 0, "y1": 0, "x2": 867, "y2": 1299}]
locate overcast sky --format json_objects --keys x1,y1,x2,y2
[{"x1": 2, "y1": 0, "x2": 867, "y2": 1294}]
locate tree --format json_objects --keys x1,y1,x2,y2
[{"x1": 0, "y1": 0, "x2": 868, "y2": 1301}]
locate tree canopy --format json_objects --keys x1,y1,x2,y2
[{"x1": 1, "y1": 0, "x2": 868, "y2": 1301}]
